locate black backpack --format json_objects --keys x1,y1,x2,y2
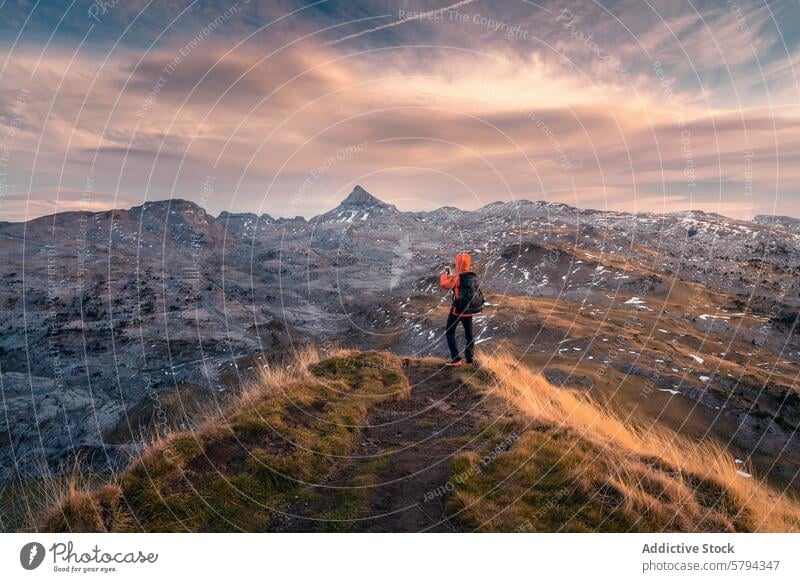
[{"x1": 454, "y1": 271, "x2": 485, "y2": 315}]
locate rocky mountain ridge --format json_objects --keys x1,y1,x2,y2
[{"x1": 1, "y1": 186, "x2": 799, "y2": 490}]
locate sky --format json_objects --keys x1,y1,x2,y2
[{"x1": 0, "y1": 0, "x2": 799, "y2": 221}]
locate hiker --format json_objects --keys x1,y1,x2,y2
[{"x1": 439, "y1": 252, "x2": 485, "y2": 366}]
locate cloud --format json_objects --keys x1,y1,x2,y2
[
  {"x1": 328, "y1": 0, "x2": 480, "y2": 45},
  {"x1": 0, "y1": 188, "x2": 137, "y2": 222},
  {"x1": 1, "y1": 1, "x2": 799, "y2": 221}
]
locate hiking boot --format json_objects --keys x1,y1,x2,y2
[{"x1": 445, "y1": 357, "x2": 463, "y2": 367}]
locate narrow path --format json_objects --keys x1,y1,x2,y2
[{"x1": 283, "y1": 360, "x2": 496, "y2": 532}]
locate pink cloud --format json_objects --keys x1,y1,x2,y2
[{"x1": 1, "y1": 25, "x2": 798, "y2": 222}]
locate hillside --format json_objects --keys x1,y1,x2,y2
[
  {"x1": 2, "y1": 187, "x2": 800, "y2": 489},
  {"x1": 34, "y1": 349, "x2": 800, "y2": 533}
]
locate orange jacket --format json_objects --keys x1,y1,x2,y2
[{"x1": 440, "y1": 253, "x2": 473, "y2": 316}]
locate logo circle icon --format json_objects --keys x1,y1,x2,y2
[{"x1": 20, "y1": 542, "x2": 46, "y2": 570}]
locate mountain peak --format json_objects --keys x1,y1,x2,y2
[{"x1": 340, "y1": 185, "x2": 389, "y2": 209}]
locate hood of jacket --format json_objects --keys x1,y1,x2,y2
[{"x1": 455, "y1": 252, "x2": 471, "y2": 273}]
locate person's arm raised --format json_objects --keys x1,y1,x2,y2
[{"x1": 439, "y1": 270, "x2": 457, "y2": 289}]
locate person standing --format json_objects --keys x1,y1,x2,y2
[{"x1": 439, "y1": 252, "x2": 485, "y2": 366}]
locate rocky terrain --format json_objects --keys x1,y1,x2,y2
[{"x1": 1, "y1": 185, "x2": 799, "y2": 498}]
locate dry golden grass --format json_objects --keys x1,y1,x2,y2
[
  {"x1": 463, "y1": 349, "x2": 800, "y2": 532},
  {"x1": 4, "y1": 453, "x2": 126, "y2": 533},
  {"x1": 37, "y1": 481, "x2": 132, "y2": 533},
  {"x1": 30, "y1": 344, "x2": 800, "y2": 533},
  {"x1": 195, "y1": 344, "x2": 353, "y2": 432},
  {"x1": 488, "y1": 289, "x2": 799, "y2": 413},
  {"x1": 34, "y1": 346, "x2": 412, "y2": 533}
]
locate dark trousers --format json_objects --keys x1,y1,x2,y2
[{"x1": 445, "y1": 312, "x2": 474, "y2": 361}]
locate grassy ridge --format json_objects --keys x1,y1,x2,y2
[
  {"x1": 448, "y1": 350, "x2": 800, "y2": 532},
  {"x1": 34, "y1": 347, "x2": 800, "y2": 532},
  {"x1": 37, "y1": 348, "x2": 408, "y2": 532}
]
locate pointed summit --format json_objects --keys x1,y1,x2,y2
[
  {"x1": 340, "y1": 185, "x2": 390, "y2": 209},
  {"x1": 314, "y1": 185, "x2": 399, "y2": 222}
]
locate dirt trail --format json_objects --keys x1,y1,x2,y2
[{"x1": 284, "y1": 360, "x2": 500, "y2": 532}]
